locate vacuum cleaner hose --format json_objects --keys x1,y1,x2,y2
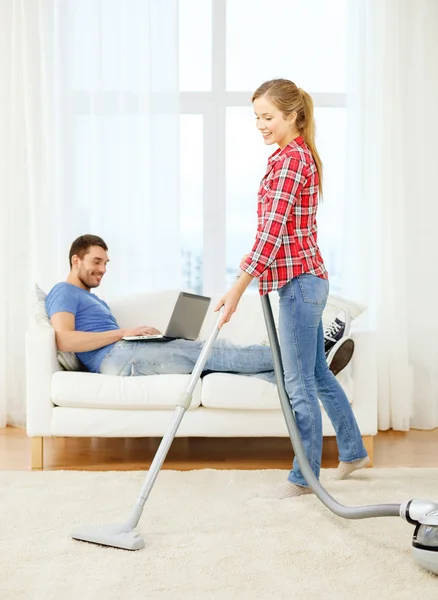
[{"x1": 260, "y1": 294, "x2": 400, "y2": 519}]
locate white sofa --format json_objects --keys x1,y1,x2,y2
[{"x1": 25, "y1": 289, "x2": 377, "y2": 469}]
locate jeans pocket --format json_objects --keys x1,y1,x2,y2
[
  {"x1": 278, "y1": 279, "x2": 294, "y2": 303},
  {"x1": 297, "y1": 274, "x2": 328, "y2": 305}
]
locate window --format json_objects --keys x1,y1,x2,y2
[
  {"x1": 180, "y1": 0, "x2": 348, "y2": 295},
  {"x1": 226, "y1": 0, "x2": 347, "y2": 93},
  {"x1": 67, "y1": 0, "x2": 348, "y2": 296}
]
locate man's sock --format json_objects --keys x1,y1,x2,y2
[
  {"x1": 259, "y1": 481, "x2": 314, "y2": 499},
  {"x1": 332, "y1": 455, "x2": 370, "y2": 480}
]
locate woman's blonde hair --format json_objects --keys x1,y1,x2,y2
[{"x1": 252, "y1": 79, "x2": 323, "y2": 196}]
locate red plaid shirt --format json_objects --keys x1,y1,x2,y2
[{"x1": 240, "y1": 135, "x2": 328, "y2": 295}]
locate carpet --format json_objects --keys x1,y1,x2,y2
[{"x1": 1, "y1": 468, "x2": 437, "y2": 599}]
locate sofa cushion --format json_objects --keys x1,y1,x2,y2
[
  {"x1": 199, "y1": 292, "x2": 275, "y2": 346},
  {"x1": 199, "y1": 291, "x2": 366, "y2": 349},
  {"x1": 201, "y1": 372, "x2": 353, "y2": 410},
  {"x1": 34, "y1": 284, "x2": 85, "y2": 372},
  {"x1": 201, "y1": 373, "x2": 281, "y2": 410},
  {"x1": 51, "y1": 372, "x2": 202, "y2": 410},
  {"x1": 322, "y1": 294, "x2": 367, "y2": 330}
]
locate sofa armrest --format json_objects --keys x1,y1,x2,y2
[
  {"x1": 26, "y1": 325, "x2": 61, "y2": 436},
  {"x1": 350, "y1": 326, "x2": 378, "y2": 435}
]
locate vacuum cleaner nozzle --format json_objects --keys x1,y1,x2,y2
[{"x1": 71, "y1": 522, "x2": 145, "y2": 551}]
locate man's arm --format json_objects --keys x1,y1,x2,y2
[
  {"x1": 51, "y1": 312, "x2": 124, "y2": 352},
  {"x1": 51, "y1": 312, "x2": 159, "y2": 353}
]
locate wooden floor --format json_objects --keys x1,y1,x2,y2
[{"x1": 2, "y1": 427, "x2": 438, "y2": 471}]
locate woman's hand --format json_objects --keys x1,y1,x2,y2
[
  {"x1": 214, "y1": 264, "x2": 255, "y2": 329},
  {"x1": 214, "y1": 287, "x2": 243, "y2": 329}
]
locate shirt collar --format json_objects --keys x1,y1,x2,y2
[{"x1": 267, "y1": 135, "x2": 305, "y2": 165}]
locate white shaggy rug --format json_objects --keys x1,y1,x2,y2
[{"x1": 1, "y1": 468, "x2": 438, "y2": 600}]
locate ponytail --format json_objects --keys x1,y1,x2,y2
[{"x1": 299, "y1": 89, "x2": 323, "y2": 197}]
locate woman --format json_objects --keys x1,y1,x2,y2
[{"x1": 215, "y1": 79, "x2": 369, "y2": 498}]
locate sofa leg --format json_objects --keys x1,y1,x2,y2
[
  {"x1": 31, "y1": 437, "x2": 44, "y2": 470},
  {"x1": 362, "y1": 436, "x2": 374, "y2": 467}
]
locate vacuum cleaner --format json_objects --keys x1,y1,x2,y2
[{"x1": 72, "y1": 295, "x2": 438, "y2": 576}]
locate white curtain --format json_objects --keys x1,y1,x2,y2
[
  {"x1": 344, "y1": 0, "x2": 438, "y2": 429},
  {"x1": 0, "y1": 0, "x2": 180, "y2": 426}
]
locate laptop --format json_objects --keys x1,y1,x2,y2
[{"x1": 122, "y1": 291, "x2": 211, "y2": 342}]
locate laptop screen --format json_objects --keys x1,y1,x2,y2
[{"x1": 165, "y1": 292, "x2": 211, "y2": 340}]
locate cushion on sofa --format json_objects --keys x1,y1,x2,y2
[
  {"x1": 201, "y1": 291, "x2": 366, "y2": 348},
  {"x1": 322, "y1": 294, "x2": 367, "y2": 330},
  {"x1": 200, "y1": 372, "x2": 353, "y2": 410},
  {"x1": 34, "y1": 284, "x2": 85, "y2": 372},
  {"x1": 51, "y1": 371, "x2": 202, "y2": 410},
  {"x1": 201, "y1": 373, "x2": 280, "y2": 410}
]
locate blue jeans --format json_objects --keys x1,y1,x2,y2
[
  {"x1": 99, "y1": 338, "x2": 276, "y2": 383},
  {"x1": 278, "y1": 274, "x2": 367, "y2": 486}
]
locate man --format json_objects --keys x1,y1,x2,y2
[{"x1": 46, "y1": 235, "x2": 276, "y2": 380}]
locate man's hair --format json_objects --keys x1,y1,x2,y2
[{"x1": 69, "y1": 234, "x2": 108, "y2": 267}]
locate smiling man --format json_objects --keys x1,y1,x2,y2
[
  {"x1": 45, "y1": 235, "x2": 163, "y2": 374},
  {"x1": 45, "y1": 234, "x2": 276, "y2": 380}
]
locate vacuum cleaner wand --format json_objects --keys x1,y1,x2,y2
[{"x1": 71, "y1": 311, "x2": 223, "y2": 551}]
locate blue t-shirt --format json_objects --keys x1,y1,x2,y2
[{"x1": 46, "y1": 282, "x2": 119, "y2": 373}]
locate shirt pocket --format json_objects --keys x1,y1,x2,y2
[{"x1": 258, "y1": 180, "x2": 271, "y2": 204}]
